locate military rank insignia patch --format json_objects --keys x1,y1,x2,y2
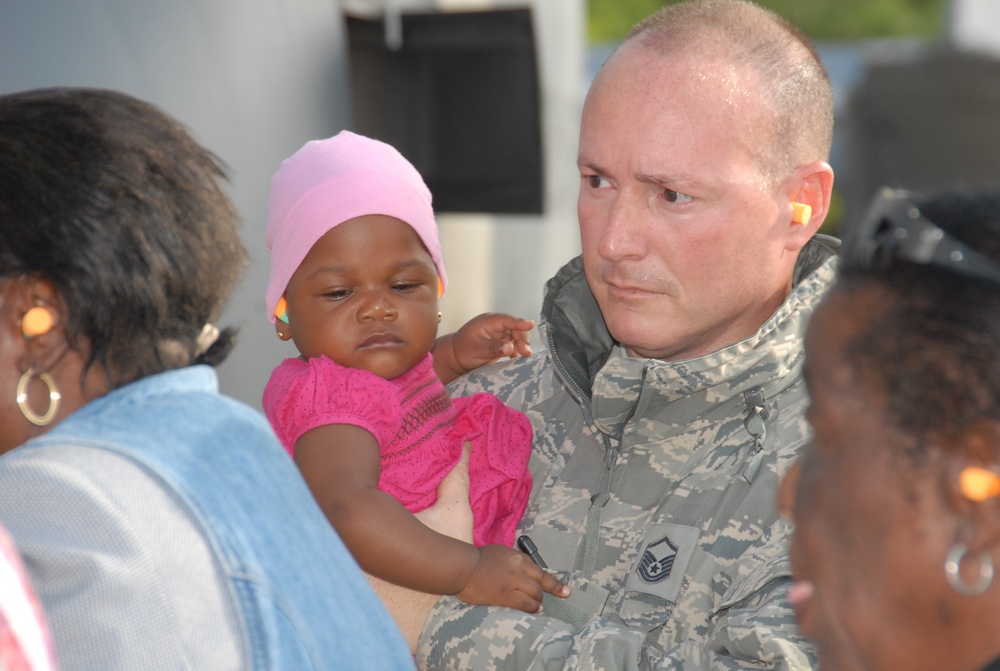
[
  {"x1": 637, "y1": 535, "x2": 678, "y2": 583},
  {"x1": 625, "y1": 523, "x2": 700, "y2": 602}
]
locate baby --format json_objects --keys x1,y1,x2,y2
[{"x1": 262, "y1": 131, "x2": 568, "y2": 612}]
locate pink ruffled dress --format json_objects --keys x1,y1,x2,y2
[
  {"x1": 0, "y1": 525, "x2": 56, "y2": 671},
  {"x1": 263, "y1": 353, "x2": 532, "y2": 548}
]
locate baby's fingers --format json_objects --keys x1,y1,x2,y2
[
  {"x1": 506, "y1": 572, "x2": 569, "y2": 613},
  {"x1": 500, "y1": 587, "x2": 544, "y2": 614},
  {"x1": 494, "y1": 315, "x2": 534, "y2": 333},
  {"x1": 509, "y1": 331, "x2": 533, "y2": 358},
  {"x1": 538, "y1": 570, "x2": 571, "y2": 599}
]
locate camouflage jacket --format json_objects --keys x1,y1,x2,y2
[{"x1": 418, "y1": 238, "x2": 838, "y2": 670}]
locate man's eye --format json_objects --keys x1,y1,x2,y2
[
  {"x1": 663, "y1": 189, "x2": 693, "y2": 204},
  {"x1": 585, "y1": 175, "x2": 610, "y2": 189}
]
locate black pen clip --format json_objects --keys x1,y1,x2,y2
[{"x1": 516, "y1": 535, "x2": 548, "y2": 569}]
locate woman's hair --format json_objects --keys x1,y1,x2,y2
[
  {"x1": 835, "y1": 187, "x2": 1000, "y2": 449},
  {"x1": 0, "y1": 87, "x2": 247, "y2": 388}
]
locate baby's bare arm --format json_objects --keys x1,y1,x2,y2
[
  {"x1": 296, "y1": 426, "x2": 569, "y2": 610},
  {"x1": 294, "y1": 423, "x2": 479, "y2": 594}
]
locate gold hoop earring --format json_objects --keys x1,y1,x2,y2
[
  {"x1": 945, "y1": 542, "x2": 994, "y2": 597},
  {"x1": 16, "y1": 368, "x2": 61, "y2": 426}
]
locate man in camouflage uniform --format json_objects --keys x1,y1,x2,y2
[{"x1": 378, "y1": 1, "x2": 837, "y2": 668}]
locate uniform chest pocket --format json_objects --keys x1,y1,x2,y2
[{"x1": 618, "y1": 523, "x2": 700, "y2": 632}]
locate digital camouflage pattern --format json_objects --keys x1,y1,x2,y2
[{"x1": 417, "y1": 238, "x2": 839, "y2": 670}]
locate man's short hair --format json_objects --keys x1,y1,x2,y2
[{"x1": 623, "y1": 0, "x2": 833, "y2": 183}]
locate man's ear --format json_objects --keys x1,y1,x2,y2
[
  {"x1": 783, "y1": 160, "x2": 834, "y2": 251},
  {"x1": 14, "y1": 277, "x2": 68, "y2": 374}
]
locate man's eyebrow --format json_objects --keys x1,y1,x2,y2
[
  {"x1": 635, "y1": 171, "x2": 699, "y2": 189},
  {"x1": 576, "y1": 154, "x2": 603, "y2": 173},
  {"x1": 577, "y1": 155, "x2": 702, "y2": 194}
]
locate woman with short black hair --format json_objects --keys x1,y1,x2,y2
[
  {"x1": 0, "y1": 87, "x2": 414, "y2": 671},
  {"x1": 780, "y1": 186, "x2": 1000, "y2": 671}
]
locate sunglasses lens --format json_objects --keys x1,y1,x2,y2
[{"x1": 846, "y1": 188, "x2": 1000, "y2": 288}]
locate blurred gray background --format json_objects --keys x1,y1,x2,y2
[{"x1": 2, "y1": 0, "x2": 998, "y2": 408}]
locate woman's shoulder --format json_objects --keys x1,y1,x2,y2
[{"x1": 0, "y1": 444, "x2": 245, "y2": 670}]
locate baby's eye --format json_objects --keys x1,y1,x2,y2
[
  {"x1": 324, "y1": 289, "x2": 352, "y2": 300},
  {"x1": 663, "y1": 189, "x2": 693, "y2": 204},
  {"x1": 391, "y1": 282, "x2": 422, "y2": 293}
]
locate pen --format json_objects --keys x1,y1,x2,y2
[{"x1": 516, "y1": 535, "x2": 548, "y2": 569}]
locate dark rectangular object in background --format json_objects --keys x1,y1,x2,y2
[{"x1": 346, "y1": 8, "x2": 543, "y2": 214}]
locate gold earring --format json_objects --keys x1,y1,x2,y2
[
  {"x1": 16, "y1": 368, "x2": 61, "y2": 426},
  {"x1": 437, "y1": 311, "x2": 442, "y2": 323}
]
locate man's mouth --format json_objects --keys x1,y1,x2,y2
[{"x1": 605, "y1": 278, "x2": 657, "y2": 298}]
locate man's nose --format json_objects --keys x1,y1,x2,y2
[{"x1": 598, "y1": 192, "x2": 648, "y2": 261}]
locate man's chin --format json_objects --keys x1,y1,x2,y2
[{"x1": 606, "y1": 320, "x2": 679, "y2": 359}]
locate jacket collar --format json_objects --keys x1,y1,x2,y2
[{"x1": 540, "y1": 237, "x2": 839, "y2": 433}]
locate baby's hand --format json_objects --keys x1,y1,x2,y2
[
  {"x1": 456, "y1": 544, "x2": 570, "y2": 613},
  {"x1": 452, "y1": 312, "x2": 535, "y2": 372}
]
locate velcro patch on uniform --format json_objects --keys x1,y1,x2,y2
[{"x1": 624, "y1": 523, "x2": 700, "y2": 602}]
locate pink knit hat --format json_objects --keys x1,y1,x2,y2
[{"x1": 265, "y1": 131, "x2": 446, "y2": 323}]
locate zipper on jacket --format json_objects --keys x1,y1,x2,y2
[
  {"x1": 582, "y1": 362, "x2": 647, "y2": 575},
  {"x1": 739, "y1": 386, "x2": 769, "y2": 484}
]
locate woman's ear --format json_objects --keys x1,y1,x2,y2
[
  {"x1": 783, "y1": 160, "x2": 834, "y2": 251},
  {"x1": 945, "y1": 420, "x2": 1000, "y2": 550},
  {"x1": 14, "y1": 277, "x2": 68, "y2": 374}
]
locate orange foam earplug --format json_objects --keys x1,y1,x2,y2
[
  {"x1": 22, "y1": 307, "x2": 54, "y2": 338},
  {"x1": 274, "y1": 296, "x2": 289, "y2": 324},
  {"x1": 960, "y1": 466, "x2": 1000, "y2": 502},
  {"x1": 791, "y1": 202, "x2": 812, "y2": 226}
]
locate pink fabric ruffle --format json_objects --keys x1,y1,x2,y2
[{"x1": 263, "y1": 354, "x2": 532, "y2": 547}]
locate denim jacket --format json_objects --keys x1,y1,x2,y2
[{"x1": 0, "y1": 366, "x2": 413, "y2": 670}]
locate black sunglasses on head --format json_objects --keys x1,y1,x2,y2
[{"x1": 843, "y1": 186, "x2": 1000, "y2": 287}]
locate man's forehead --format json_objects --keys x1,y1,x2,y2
[{"x1": 591, "y1": 44, "x2": 759, "y2": 117}]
